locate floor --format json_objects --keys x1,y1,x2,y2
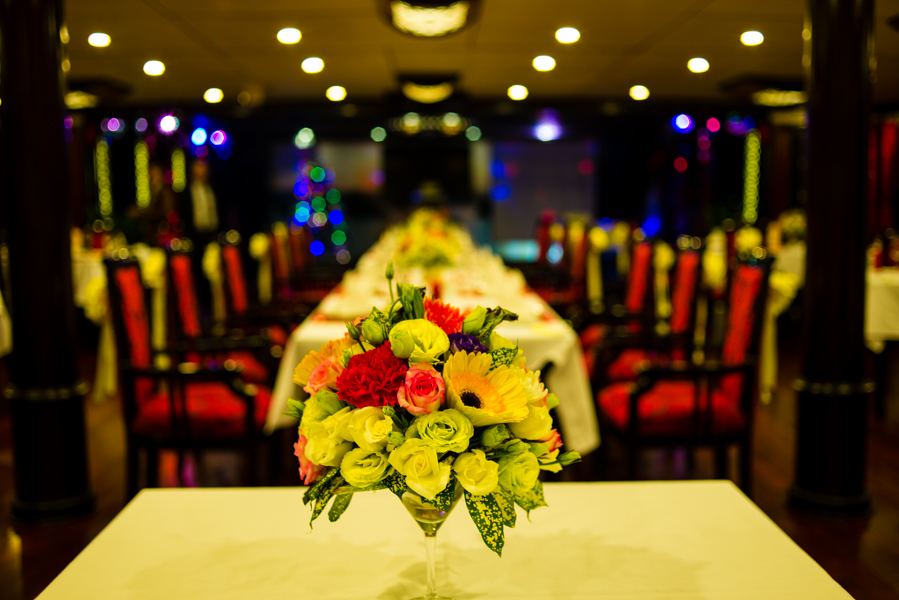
[{"x1": 1, "y1": 327, "x2": 898, "y2": 600}]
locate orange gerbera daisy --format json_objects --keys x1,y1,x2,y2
[
  {"x1": 424, "y1": 296, "x2": 465, "y2": 335},
  {"x1": 293, "y1": 335, "x2": 355, "y2": 387}
]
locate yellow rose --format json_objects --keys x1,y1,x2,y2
[
  {"x1": 340, "y1": 448, "x2": 391, "y2": 488},
  {"x1": 497, "y1": 450, "x2": 539, "y2": 497},
  {"x1": 389, "y1": 319, "x2": 450, "y2": 364},
  {"x1": 388, "y1": 439, "x2": 451, "y2": 500},
  {"x1": 453, "y1": 449, "x2": 499, "y2": 495},
  {"x1": 508, "y1": 404, "x2": 553, "y2": 440},
  {"x1": 321, "y1": 406, "x2": 355, "y2": 443},
  {"x1": 348, "y1": 406, "x2": 396, "y2": 453},
  {"x1": 304, "y1": 425, "x2": 353, "y2": 467}
]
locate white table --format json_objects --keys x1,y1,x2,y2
[
  {"x1": 865, "y1": 268, "x2": 899, "y2": 351},
  {"x1": 36, "y1": 482, "x2": 852, "y2": 600},
  {"x1": 264, "y1": 292, "x2": 600, "y2": 456}
]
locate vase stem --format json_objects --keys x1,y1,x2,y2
[{"x1": 424, "y1": 531, "x2": 438, "y2": 599}]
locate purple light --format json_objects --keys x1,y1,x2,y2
[
  {"x1": 64, "y1": 116, "x2": 73, "y2": 129},
  {"x1": 210, "y1": 130, "x2": 226, "y2": 146},
  {"x1": 370, "y1": 169, "x2": 385, "y2": 185},
  {"x1": 107, "y1": 118, "x2": 121, "y2": 132}
]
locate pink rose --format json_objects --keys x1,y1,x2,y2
[
  {"x1": 397, "y1": 363, "x2": 445, "y2": 415},
  {"x1": 294, "y1": 434, "x2": 325, "y2": 485},
  {"x1": 304, "y1": 357, "x2": 343, "y2": 395},
  {"x1": 540, "y1": 429, "x2": 563, "y2": 454}
]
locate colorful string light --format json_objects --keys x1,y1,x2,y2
[
  {"x1": 742, "y1": 129, "x2": 761, "y2": 224},
  {"x1": 95, "y1": 138, "x2": 112, "y2": 216},
  {"x1": 134, "y1": 141, "x2": 150, "y2": 208},
  {"x1": 171, "y1": 148, "x2": 186, "y2": 193}
]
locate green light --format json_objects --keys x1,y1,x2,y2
[
  {"x1": 331, "y1": 230, "x2": 347, "y2": 245},
  {"x1": 742, "y1": 129, "x2": 761, "y2": 225},
  {"x1": 334, "y1": 221, "x2": 347, "y2": 230},
  {"x1": 312, "y1": 197, "x2": 326, "y2": 211},
  {"x1": 326, "y1": 189, "x2": 341, "y2": 204},
  {"x1": 311, "y1": 167, "x2": 326, "y2": 182}
]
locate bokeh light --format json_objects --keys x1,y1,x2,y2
[
  {"x1": 674, "y1": 157, "x2": 688, "y2": 172},
  {"x1": 532, "y1": 55, "x2": 556, "y2": 71},
  {"x1": 336, "y1": 249, "x2": 351, "y2": 264},
  {"x1": 135, "y1": 118, "x2": 148, "y2": 132},
  {"x1": 465, "y1": 126, "x2": 482, "y2": 141},
  {"x1": 209, "y1": 130, "x2": 227, "y2": 146},
  {"x1": 672, "y1": 114, "x2": 694, "y2": 133},
  {"x1": 309, "y1": 241, "x2": 325, "y2": 256},
  {"x1": 295, "y1": 127, "x2": 315, "y2": 149},
  {"x1": 326, "y1": 86, "x2": 346, "y2": 101},
  {"x1": 143, "y1": 60, "x2": 165, "y2": 76},
  {"x1": 331, "y1": 230, "x2": 346, "y2": 245},
  {"x1": 629, "y1": 85, "x2": 649, "y2": 101},
  {"x1": 106, "y1": 118, "x2": 122, "y2": 132},
  {"x1": 329, "y1": 209, "x2": 344, "y2": 225},
  {"x1": 370, "y1": 127, "x2": 387, "y2": 142},
  {"x1": 277, "y1": 28, "x2": 301, "y2": 44},
  {"x1": 555, "y1": 27, "x2": 580, "y2": 43},
  {"x1": 310, "y1": 167, "x2": 326, "y2": 182},
  {"x1": 159, "y1": 115, "x2": 179, "y2": 133},
  {"x1": 88, "y1": 33, "x2": 110, "y2": 47},
  {"x1": 707, "y1": 117, "x2": 721, "y2": 132},
  {"x1": 491, "y1": 185, "x2": 511, "y2": 201},
  {"x1": 326, "y1": 189, "x2": 341, "y2": 204},
  {"x1": 204, "y1": 88, "x2": 223, "y2": 103},
  {"x1": 535, "y1": 123, "x2": 560, "y2": 141},
  {"x1": 687, "y1": 58, "x2": 709, "y2": 73},
  {"x1": 741, "y1": 31, "x2": 764, "y2": 46},
  {"x1": 191, "y1": 128, "x2": 208, "y2": 145},
  {"x1": 302, "y1": 57, "x2": 324, "y2": 73},
  {"x1": 508, "y1": 85, "x2": 528, "y2": 100}
]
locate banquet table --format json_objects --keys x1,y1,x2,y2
[
  {"x1": 36, "y1": 481, "x2": 852, "y2": 600},
  {"x1": 264, "y1": 291, "x2": 600, "y2": 456}
]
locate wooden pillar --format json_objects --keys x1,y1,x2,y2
[
  {"x1": 0, "y1": 0, "x2": 96, "y2": 522},
  {"x1": 788, "y1": 0, "x2": 874, "y2": 515}
]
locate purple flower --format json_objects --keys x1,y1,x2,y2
[{"x1": 448, "y1": 333, "x2": 489, "y2": 354}]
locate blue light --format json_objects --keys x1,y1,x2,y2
[
  {"x1": 410, "y1": 190, "x2": 424, "y2": 204},
  {"x1": 547, "y1": 242, "x2": 564, "y2": 264},
  {"x1": 491, "y1": 184, "x2": 512, "y2": 201},
  {"x1": 490, "y1": 159, "x2": 505, "y2": 179},
  {"x1": 599, "y1": 217, "x2": 614, "y2": 231},
  {"x1": 329, "y1": 210, "x2": 344, "y2": 225},
  {"x1": 642, "y1": 215, "x2": 661, "y2": 237},
  {"x1": 310, "y1": 241, "x2": 325, "y2": 256},
  {"x1": 191, "y1": 128, "x2": 207, "y2": 145},
  {"x1": 294, "y1": 182, "x2": 309, "y2": 197},
  {"x1": 672, "y1": 114, "x2": 694, "y2": 133},
  {"x1": 743, "y1": 116, "x2": 756, "y2": 130}
]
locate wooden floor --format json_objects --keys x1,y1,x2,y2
[{"x1": 1, "y1": 328, "x2": 898, "y2": 600}]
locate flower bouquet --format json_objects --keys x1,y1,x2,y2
[{"x1": 287, "y1": 264, "x2": 580, "y2": 596}]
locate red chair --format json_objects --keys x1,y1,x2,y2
[
  {"x1": 594, "y1": 258, "x2": 772, "y2": 493},
  {"x1": 167, "y1": 249, "x2": 275, "y2": 386},
  {"x1": 597, "y1": 248, "x2": 703, "y2": 385},
  {"x1": 105, "y1": 257, "x2": 273, "y2": 497}
]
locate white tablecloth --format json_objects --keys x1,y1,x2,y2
[
  {"x1": 265, "y1": 292, "x2": 600, "y2": 456},
  {"x1": 774, "y1": 243, "x2": 806, "y2": 286},
  {"x1": 72, "y1": 249, "x2": 105, "y2": 308},
  {"x1": 865, "y1": 268, "x2": 899, "y2": 352},
  {"x1": 37, "y1": 482, "x2": 851, "y2": 600}
]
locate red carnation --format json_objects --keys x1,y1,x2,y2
[
  {"x1": 336, "y1": 342, "x2": 408, "y2": 408},
  {"x1": 424, "y1": 297, "x2": 465, "y2": 335}
]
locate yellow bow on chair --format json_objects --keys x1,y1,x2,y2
[
  {"x1": 249, "y1": 232, "x2": 272, "y2": 305},
  {"x1": 203, "y1": 241, "x2": 226, "y2": 328},
  {"x1": 84, "y1": 277, "x2": 117, "y2": 404},
  {"x1": 760, "y1": 270, "x2": 800, "y2": 404},
  {"x1": 138, "y1": 248, "x2": 168, "y2": 352},
  {"x1": 586, "y1": 226, "x2": 610, "y2": 313},
  {"x1": 653, "y1": 241, "x2": 675, "y2": 334}
]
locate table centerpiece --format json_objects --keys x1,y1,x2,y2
[{"x1": 288, "y1": 264, "x2": 580, "y2": 599}]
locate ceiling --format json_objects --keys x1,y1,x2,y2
[{"x1": 64, "y1": 0, "x2": 899, "y2": 107}]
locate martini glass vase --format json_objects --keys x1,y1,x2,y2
[{"x1": 400, "y1": 485, "x2": 463, "y2": 600}]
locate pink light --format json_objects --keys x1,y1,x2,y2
[
  {"x1": 674, "y1": 157, "x2": 688, "y2": 172},
  {"x1": 698, "y1": 137, "x2": 711, "y2": 150},
  {"x1": 107, "y1": 118, "x2": 121, "y2": 132},
  {"x1": 210, "y1": 130, "x2": 226, "y2": 146},
  {"x1": 706, "y1": 118, "x2": 720, "y2": 133},
  {"x1": 64, "y1": 116, "x2": 73, "y2": 129}
]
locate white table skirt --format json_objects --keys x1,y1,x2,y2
[
  {"x1": 37, "y1": 482, "x2": 851, "y2": 600},
  {"x1": 865, "y1": 268, "x2": 899, "y2": 352},
  {"x1": 264, "y1": 293, "x2": 600, "y2": 456}
]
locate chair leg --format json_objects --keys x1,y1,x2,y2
[
  {"x1": 739, "y1": 438, "x2": 753, "y2": 497},
  {"x1": 714, "y1": 445, "x2": 729, "y2": 480},
  {"x1": 146, "y1": 447, "x2": 159, "y2": 488}
]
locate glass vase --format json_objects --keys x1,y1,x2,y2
[{"x1": 400, "y1": 484, "x2": 463, "y2": 600}]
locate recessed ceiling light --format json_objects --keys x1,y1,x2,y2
[
  {"x1": 326, "y1": 86, "x2": 346, "y2": 101},
  {"x1": 629, "y1": 85, "x2": 650, "y2": 100},
  {"x1": 277, "y1": 28, "x2": 301, "y2": 44},
  {"x1": 533, "y1": 55, "x2": 556, "y2": 71},
  {"x1": 302, "y1": 57, "x2": 324, "y2": 73},
  {"x1": 88, "y1": 33, "x2": 110, "y2": 47},
  {"x1": 555, "y1": 27, "x2": 580, "y2": 43},
  {"x1": 508, "y1": 85, "x2": 528, "y2": 100},
  {"x1": 687, "y1": 57, "x2": 709, "y2": 73},
  {"x1": 741, "y1": 31, "x2": 764, "y2": 46},
  {"x1": 143, "y1": 60, "x2": 165, "y2": 76},
  {"x1": 204, "y1": 88, "x2": 223, "y2": 103}
]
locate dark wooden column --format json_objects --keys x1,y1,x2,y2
[
  {"x1": 0, "y1": 0, "x2": 96, "y2": 522},
  {"x1": 788, "y1": 0, "x2": 874, "y2": 515}
]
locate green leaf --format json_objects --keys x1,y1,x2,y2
[
  {"x1": 489, "y1": 347, "x2": 519, "y2": 371},
  {"x1": 328, "y1": 492, "x2": 353, "y2": 522},
  {"x1": 383, "y1": 469, "x2": 408, "y2": 499},
  {"x1": 398, "y1": 283, "x2": 425, "y2": 320},
  {"x1": 465, "y1": 490, "x2": 505, "y2": 557},
  {"x1": 309, "y1": 472, "x2": 346, "y2": 527},
  {"x1": 283, "y1": 398, "x2": 305, "y2": 420},
  {"x1": 477, "y1": 307, "x2": 519, "y2": 341},
  {"x1": 558, "y1": 451, "x2": 582, "y2": 466},
  {"x1": 514, "y1": 480, "x2": 549, "y2": 518},
  {"x1": 494, "y1": 490, "x2": 517, "y2": 528},
  {"x1": 431, "y1": 476, "x2": 458, "y2": 512},
  {"x1": 303, "y1": 467, "x2": 339, "y2": 506}
]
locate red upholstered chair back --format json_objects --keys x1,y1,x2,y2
[
  {"x1": 624, "y1": 242, "x2": 653, "y2": 313},
  {"x1": 719, "y1": 262, "x2": 769, "y2": 403},
  {"x1": 289, "y1": 227, "x2": 307, "y2": 272},
  {"x1": 168, "y1": 252, "x2": 202, "y2": 338},
  {"x1": 669, "y1": 250, "x2": 701, "y2": 335},
  {"x1": 270, "y1": 229, "x2": 291, "y2": 298},
  {"x1": 221, "y1": 243, "x2": 249, "y2": 315}
]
